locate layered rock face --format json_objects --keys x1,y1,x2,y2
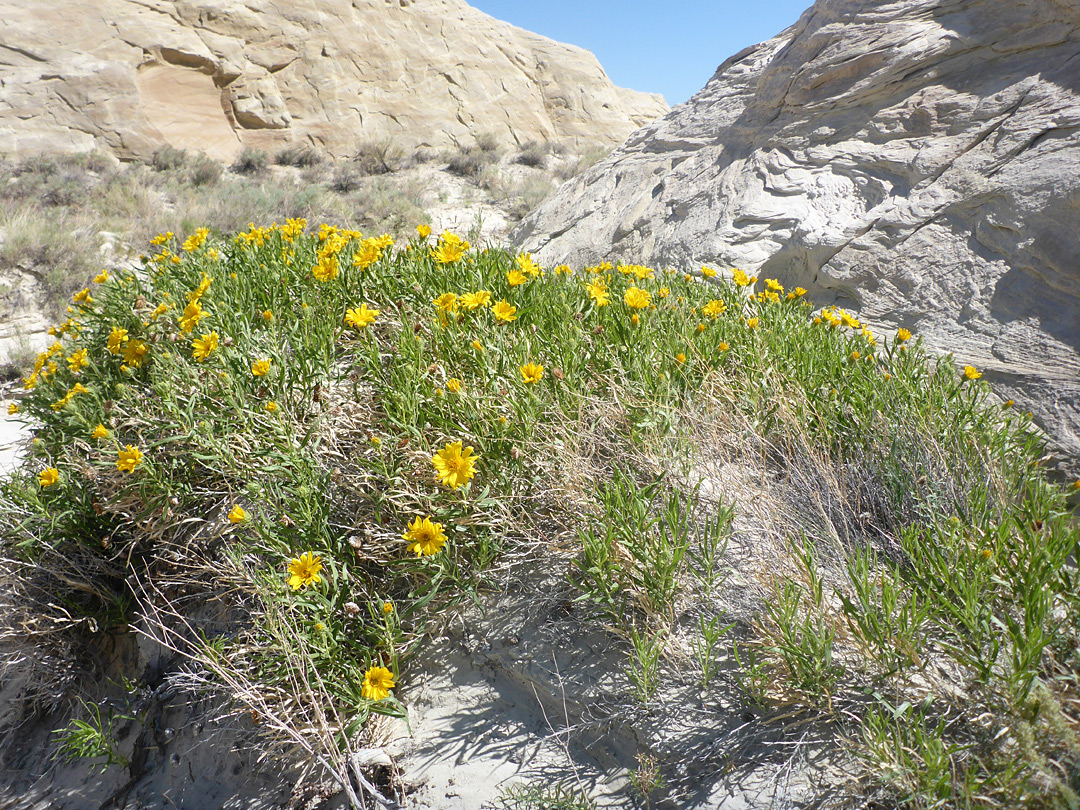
[
  {"x1": 513, "y1": 0, "x2": 1080, "y2": 473},
  {"x1": 0, "y1": 0, "x2": 667, "y2": 161}
]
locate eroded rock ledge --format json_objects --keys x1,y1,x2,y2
[{"x1": 0, "y1": 0, "x2": 668, "y2": 161}]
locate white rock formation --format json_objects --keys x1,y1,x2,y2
[
  {"x1": 512, "y1": 0, "x2": 1080, "y2": 474},
  {"x1": 0, "y1": 0, "x2": 668, "y2": 162}
]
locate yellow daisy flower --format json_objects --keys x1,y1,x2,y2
[
  {"x1": 459, "y1": 291, "x2": 492, "y2": 311},
  {"x1": 191, "y1": 332, "x2": 219, "y2": 362},
  {"x1": 624, "y1": 287, "x2": 651, "y2": 309},
  {"x1": 107, "y1": 327, "x2": 129, "y2": 355},
  {"x1": 116, "y1": 445, "x2": 143, "y2": 473},
  {"x1": 344, "y1": 303, "x2": 380, "y2": 329},
  {"x1": 431, "y1": 440, "x2": 478, "y2": 490},
  {"x1": 287, "y1": 551, "x2": 323, "y2": 590},
  {"x1": 361, "y1": 665, "x2": 395, "y2": 701},
  {"x1": 491, "y1": 300, "x2": 517, "y2": 323},
  {"x1": 520, "y1": 362, "x2": 544, "y2": 384},
  {"x1": 402, "y1": 515, "x2": 447, "y2": 556}
]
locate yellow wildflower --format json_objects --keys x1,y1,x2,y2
[
  {"x1": 434, "y1": 292, "x2": 459, "y2": 313},
  {"x1": 266, "y1": 401, "x2": 279, "y2": 413},
  {"x1": 676, "y1": 353, "x2": 686, "y2": 364},
  {"x1": 702, "y1": 300, "x2": 726, "y2": 319},
  {"x1": 765, "y1": 278, "x2": 784, "y2": 294},
  {"x1": 507, "y1": 269, "x2": 528, "y2": 286},
  {"x1": 431, "y1": 232, "x2": 469, "y2": 264},
  {"x1": 67, "y1": 348, "x2": 88, "y2": 374},
  {"x1": 459, "y1": 291, "x2": 492, "y2": 311},
  {"x1": 746, "y1": 318, "x2": 759, "y2": 329},
  {"x1": 94, "y1": 270, "x2": 109, "y2": 284},
  {"x1": 624, "y1": 287, "x2": 651, "y2": 309},
  {"x1": 585, "y1": 278, "x2": 610, "y2": 307},
  {"x1": 701, "y1": 266, "x2": 718, "y2": 279},
  {"x1": 92, "y1": 424, "x2": 109, "y2": 440},
  {"x1": 897, "y1": 328, "x2": 912, "y2": 342},
  {"x1": 516, "y1": 252, "x2": 542, "y2": 278},
  {"x1": 107, "y1": 327, "x2": 129, "y2": 355},
  {"x1": 73, "y1": 288, "x2": 93, "y2": 305},
  {"x1": 38, "y1": 468, "x2": 59, "y2": 488},
  {"x1": 251, "y1": 358, "x2": 271, "y2": 376},
  {"x1": 431, "y1": 440, "x2": 478, "y2": 490},
  {"x1": 964, "y1": 365, "x2": 982, "y2": 380},
  {"x1": 718, "y1": 342, "x2": 729, "y2": 352},
  {"x1": 446, "y1": 378, "x2": 462, "y2": 393},
  {"x1": 182, "y1": 227, "x2": 210, "y2": 252},
  {"x1": 116, "y1": 445, "x2": 143, "y2": 473},
  {"x1": 344, "y1": 303, "x2": 379, "y2": 329},
  {"x1": 228, "y1": 505, "x2": 248, "y2": 524},
  {"x1": 352, "y1": 239, "x2": 384, "y2": 270},
  {"x1": 191, "y1": 332, "x2": 219, "y2": 362},
  {"x1": 402, "y1": 516, "x2": 448, "y2": 556},
  {"x1": 287, "y1": 551, "x2": 323, "y2": 590},
  {"x1": 491, "y1": 300, "x2": 517, "y2": 323},
  {"x1": 122, "y1": 340, "x2": 148, "y2": 368},
  {"x1": 520, "y1": 362, "x2": 544, "y2": 384},
  {"x1": 188, "y1": 274, "x2": 213, "y2": 303},
  {"x1": 7, "y1": 402, "x2": 18, "y2": 415},
  {"x1": 361, "y1": 665, "x2": 395, "y2": 701},
  {"x1": 312, "y1": 254, "x2": 340, "y2": 282},
  {"x1": 262, "y1": 309, "x2": 273, "y2": 323},
  {"x1": 732, "y1": 269, "x2": 753, "y2": 287},
  {"x1": 471, "y1": 340, "x2": 484, "y2": 352},
  {"x1": 179, "y1": 301, "x2": 205, "y2": 333},
  {"x1": 417, "y1": 224, "x2": 432, "y2": 238}
]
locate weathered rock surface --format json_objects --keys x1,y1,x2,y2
[
  {"x1": 0, "y1": 0, "x2": 667, "y2": 162},
  {"x1": 513, "y1": 0, "x2": 1080, "y2": 475}
]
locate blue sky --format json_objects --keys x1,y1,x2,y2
[{"x1": 469, "y1": 0, "x2": 812, "y2": 106}]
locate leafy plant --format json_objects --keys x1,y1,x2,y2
[{"x1": 53, "y1": 700, "x2": 129, "y2": 772}]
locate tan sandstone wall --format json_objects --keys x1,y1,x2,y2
[{"x1": 0, "y1": 0, "x2": 669, "y2": 161}]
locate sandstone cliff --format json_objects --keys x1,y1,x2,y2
[
  {"x1": 512, "y1": 0, "x2": 1080, "y2": 474},
  {"x1": 0, "y1": 0, "x2": 667, "y2": 161}
]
